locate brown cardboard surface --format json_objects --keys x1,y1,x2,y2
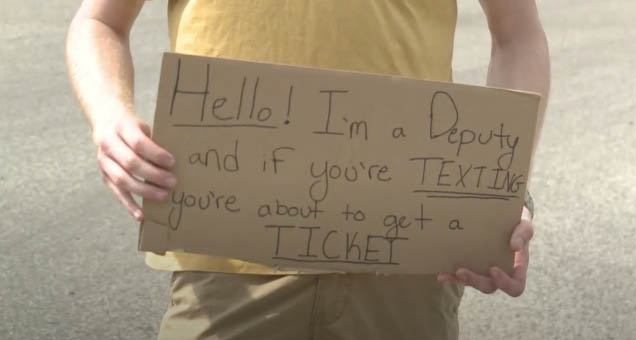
[{"x1": 139, "y1": 52, "x2": 540, "y2": 275}]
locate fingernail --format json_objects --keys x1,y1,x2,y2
[
  {"x1": 456, "y1": 272, "x2": 467, "y2": 281},
  {"x1": 167, "y1": 177, "x2": 177, "y2": 188},
  {"x1": 159, "y1": 191, "x2": 169, "y2": 201},
  {"x1": 133, "y1": 210, "x2": 142, "y2": 220},
  {"x1": 490, "y1": 267, "x2": 500, "y2": 278}
]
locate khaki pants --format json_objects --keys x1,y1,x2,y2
[{"x1": 158, "y1": 271, "x2": 463, "y2": 340}]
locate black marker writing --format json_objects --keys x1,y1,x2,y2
[
  {"x1": 313, "y1": 90, "x2": 347, "y2": 136},
  {"x1": 168, "y1": 190, "x2": 240, "y2": 230},
  {"x1": 188, "y1": 139, "x2": 239, "y2": 172}
]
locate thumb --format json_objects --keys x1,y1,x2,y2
[{"x1": 138, "y1": 121, "x2": 152, "y2": 137}]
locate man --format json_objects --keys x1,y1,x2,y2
[{"x1": 66, "y1": 0, "x2": 550, "y2": 339}]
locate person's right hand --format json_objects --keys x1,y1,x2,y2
[{"x1": 92, "y1": 114, "x2": 177, "y2": 221}]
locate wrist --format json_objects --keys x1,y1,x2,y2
[
  {"x1": 523, "y1": 190, "x2": 534, "y2": 219},
  {"x1": 87, "y1": 93, "x2": 135, "y2": 126},
  {"x1": 90, "y1": 107, "x2": 137, "y2": 144}
]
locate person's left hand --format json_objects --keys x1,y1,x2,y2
[{"x1": 437, "y1": 206, "x2": 534, "y2": 297}]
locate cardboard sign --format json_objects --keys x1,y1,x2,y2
[{"x1": 139, "y1": 52, "x2": 540, "y2": 275}]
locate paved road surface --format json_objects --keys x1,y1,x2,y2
[{"x1": 1, "y1": 1, "x2": 634, "y2": 339}]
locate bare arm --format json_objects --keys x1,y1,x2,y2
[
  {"x1": 67, "y1": 0, "x2": 142, "y2": 128},
  {"x1": 481, "y1": 0, "x2": 551, "y2": 146},
  {"x1": 438, "y1": 0, "x2": 550, "y2": 297},
  {"x1": 67, "y1": 0, "x2": 176, "y2": 220}
]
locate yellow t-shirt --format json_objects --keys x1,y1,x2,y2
[{"x1": 146, "y1": 0, "x2": 458, "y2": 273}]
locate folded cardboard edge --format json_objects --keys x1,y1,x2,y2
[{"x1": 138, "y1": 218, "x2": 169, "y2": 255}]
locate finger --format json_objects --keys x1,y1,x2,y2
[
  {"x1": 138, "y1": 121, "x2": 152, "y2": 136},
  {"x1": 521, "y1": 205, "x2": 533, "y2": 221},
  {"x1": 510, "y1": 219, "x2": 534, "y2": 251},
  {"x1": 437, "y1": 273, "x2": 463, "y2": 284},
  {"x1": 492, "y1": 241, "x2": 531, "y2": 297},
  {"x1": 512, "y1": 243, "x2": 530, "y2": 283},
  {"x1": 104, "y1": 137, "x2": 177, "y2": 189},
  {"x1": 456, "y1": 268, "x2": 497, "y2": 294},
  {"x1": 490, "y1": 267, "x2": 524, "y2": 297},
  {"x1": 119, "y1": 122, "x2": 175, "y2": 169},
  {"x1": 100, "y1": 154, "x2": 169, "y2": 202},
  {"x1": 101, "y1": 169, "x2": 143, "y2": 221}
]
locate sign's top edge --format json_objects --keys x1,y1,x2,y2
[{"x1": 161, "y1": 51, "x2": 542, "y2": 101}]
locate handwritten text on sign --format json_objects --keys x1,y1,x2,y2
[{"x1": 139, "y1": 53, "x2": 539, "y2": 275}]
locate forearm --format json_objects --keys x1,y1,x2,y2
[
  {"x1": 66, "y1": 16, "x2": 136, "y2": 131},
  {"x1": 487, "y1": 31, "x2": 550, "y2": 144}
]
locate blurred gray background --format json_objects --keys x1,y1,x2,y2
[{"x1": 1, "y1": 0, "x2": 634, "y2": 339}]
